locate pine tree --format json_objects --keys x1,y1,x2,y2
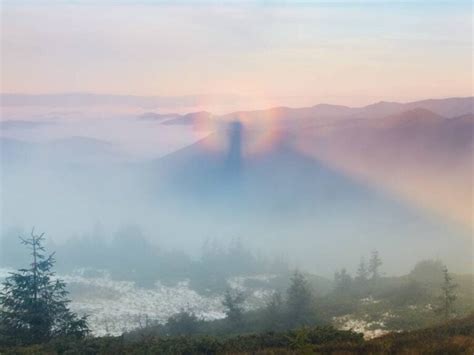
[
  {"x1": 334, "y1": 268, "x2": 352, "y2": 294},
  {"x1": 0, "y1": 229, "x2": 89, "y2": 345},
  {"x1": 165, "y1": 310, "x2": 200, "y2": 336},
  {"x1": 435, "y1": 266, "x2": 457, "y2": 322},
  {"x1": 263, "y1": 291, "x2": 284, "y2": 331},
  {"x1": 368, "y1": 250, "x2": 382, "y2": 281},
  {"x1": 286, "y1": 270, "x2": 314, "y2": 328},
  {"x1": 222, "y1": 289, "x2": 245, "y2": 328},
  {"x1": 353, "y1": 257, "x2": 370, "y2": 296},
  {"x1": 355, "y1": 257, "x2": 369, "y2": 282}
]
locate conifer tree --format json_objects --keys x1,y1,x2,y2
[
  {"x1": 0, "y1": 229, "x2": 89, "y2": 345},
  {"x1": 355, "y1": 257, "x2": 369, "y2": 283},
  {"x1": 222, "y1": 289, "x2": 245, "y2": 328},
  {"x1": 263, "y1": 291, "x2": 284, "y2": 330},
  {"x1": 165, "y1": 310, "x2": 200, "y2": 336},
  {"x1": 368, "y1": 250, "x2": 383, "y2": 281},
  {"x1": 435, "y1": 266, "x2": 457, "y2": 322},
  {"x1": 286, "y1": 270, "x2": 314, "y2": 327},
  {"x1": 334, "y1": 268, "x2": 352, "y2": 294}
]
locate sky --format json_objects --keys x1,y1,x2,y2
[{"x1": 0, "y1": 0, "x2": 472, "y2": 108}]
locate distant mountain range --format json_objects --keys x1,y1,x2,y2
[
  {"x1": 2, "y1": 93, "x2": 471, "y2": 120},
  {"x1": 142, "y1": 96, "x2": 473, "y2": 129},
  {"x1": 137, "y1": 112, "x2": 182, "y2": 121},
  {"x1": 222, "y1": 97, "x2": 473, "y2": 122}
]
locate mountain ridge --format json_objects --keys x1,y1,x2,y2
[{"x1": 153, "y1": 97, "x2": 473, "y2": 128}]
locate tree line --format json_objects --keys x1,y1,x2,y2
[{"x1": 0, "y1": 230, "x2": 461, "y2": 347}]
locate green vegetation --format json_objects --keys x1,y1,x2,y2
[
  {"x1": 436, "y1": 266, "x2": 458, "y2": 322},
  {"x1": 222, "y1": 289, "x2": 246, "y2": 330},
  {"x1": 0, "y1": 230, "x2": 89, "y2": 346},
  {"x1": 1, "y1": 315, "x2": 473, "y2": 354},
  {"x1": 1, "y1": 232, "x2": 473, "y2": 354}
]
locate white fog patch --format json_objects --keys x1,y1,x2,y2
[{"x1": 0, "y1": 268, "x2": 275, "y2": 336}]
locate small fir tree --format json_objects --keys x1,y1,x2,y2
[
  {"x1": 334, "y1": 268, "x2": 352, "y2": 294},
  {"x1": 355, "y1": 257, "x2": 369, "y2": 282},
  {"x1": 286, "y1": 270, "x2": 314, "y2": 328},
  {"x1": 263, "y1": 291, "x2": 284, "y2": 331},
  {"x1": 166, "y1": 310, "x2": 200, "y2": 336},
  {"x1": 222, "y1": 289, "x2": 245, "y2": 328},
  {"x1": 435, "y1": 266, "x2": 457, "y2": 322},
  {"x1": 368, "y1": 250, "x2": 383, "y2": 281},
  {"x1": 0, "y1": 229, "x2": 89, "y2": 345}
]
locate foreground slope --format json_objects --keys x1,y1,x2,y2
[{"x1": 2, "y1": 315, "x2": 473, "y2": 354}]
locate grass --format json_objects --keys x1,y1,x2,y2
[{"x1": 1, "y1": 314, "x2": 473, "y2": 354}]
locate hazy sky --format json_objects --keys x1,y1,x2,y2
[{"x1": 1, "y1": 0, "x2": 472, "y2": 107}]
